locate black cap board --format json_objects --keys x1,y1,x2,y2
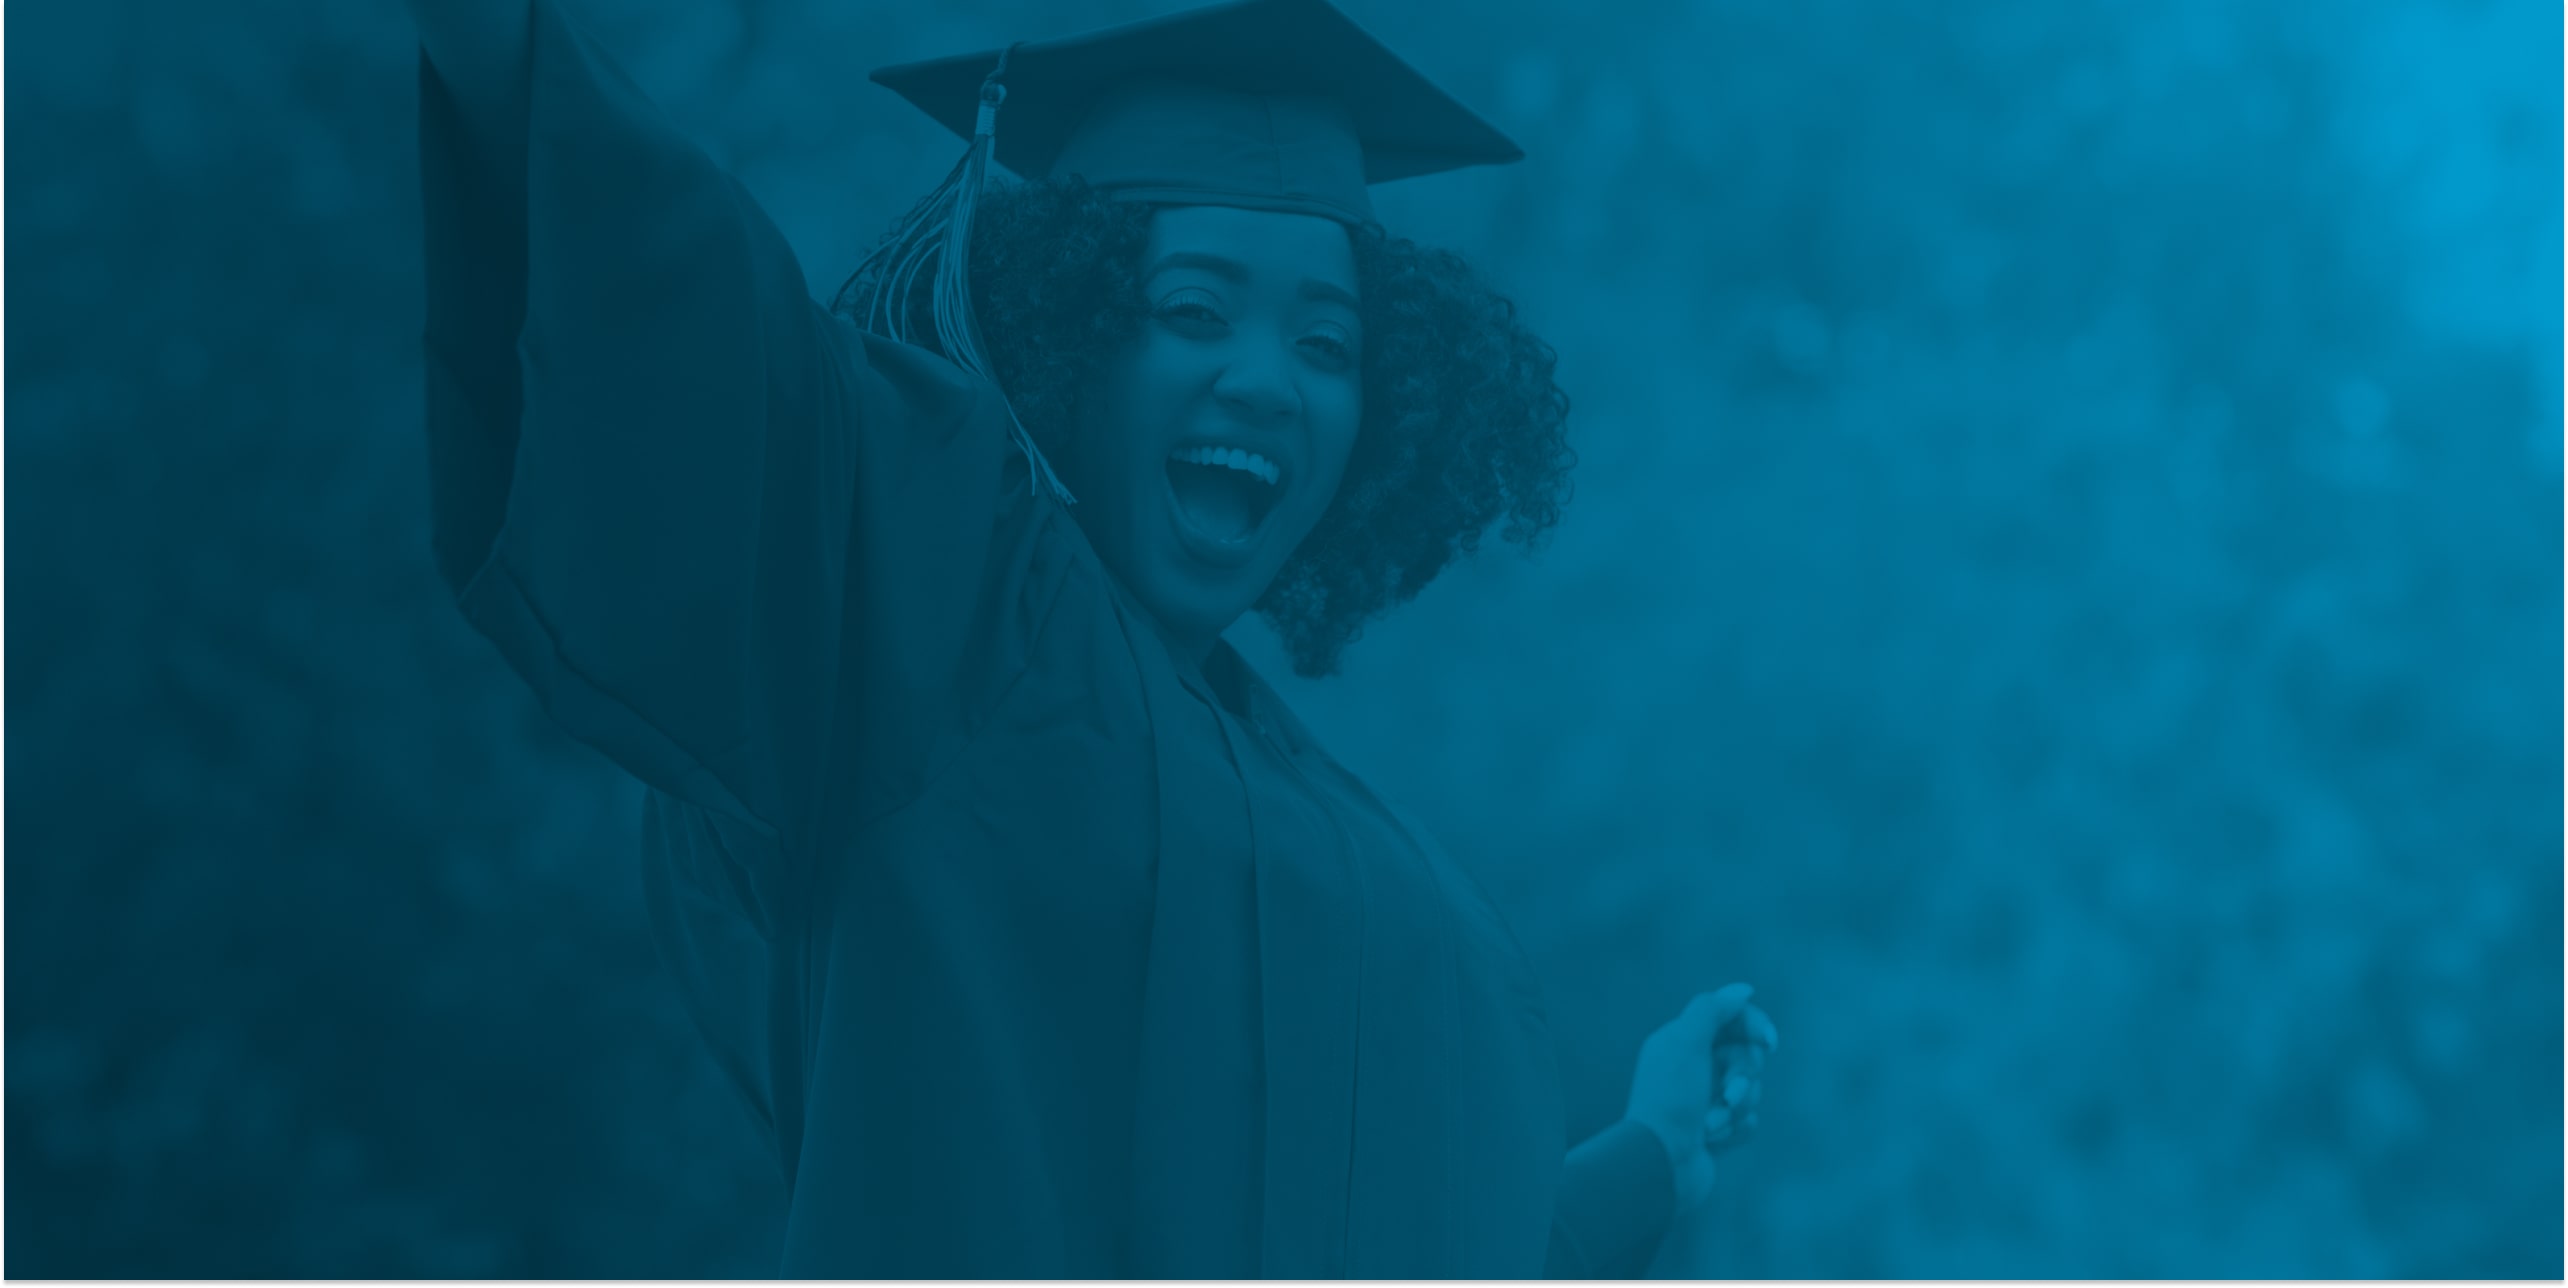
[{"x1": 868, "y1": 0, "x2": 1524, "y2": 227}]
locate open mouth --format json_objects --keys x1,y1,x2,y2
[{"x1": 1164, "y1": 446, "x2": 1282, "y2": 547}]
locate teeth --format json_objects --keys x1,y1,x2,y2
[{"x1": 1170, "y1": 445, "x2": 1280, "y2": 487}]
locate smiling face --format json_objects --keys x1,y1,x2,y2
[{"x1": 1064, "y1": 204, "x2": 1365, "y2": 663}]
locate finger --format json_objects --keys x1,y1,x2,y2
[
  {"x1": 1721, "y1": 1070, "x2": 1753, "y2": 1108},
  {"x1": 1712, "y1": 1040, "x2": 1765, "y2": 1107},
  {"x1": 1717, "y1": 1004, "x2": 1780, "y2": 1054},
  {"x1": 1726, "y1": 1078, "x2": 1763, "y2": 1115},
  {"x1": 1713, "y1": 1041, "x2": 1767, "y2": 1092},
  {"x1": 1678, "y1": 984, "x2": 1755, "y2": 1039},
  {"x1": 1703, "y1": 1105, "x2": 1755, "y2": 1154},
  {"x1": 1714, "y1": 1061, "x2": 1762, "y2": 1110},
  {"x1": 1744, "y1": 1004, "x2": 1780, "y2": 1054},
  {"x1": 1702, "y1": 1103, "x2": 1735, "y2": 1141}
]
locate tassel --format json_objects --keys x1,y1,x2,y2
[{"x1": 837, "y1": 45, "x2": 1076, "y2": 506}]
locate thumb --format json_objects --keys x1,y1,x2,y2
[{"x1": 1674, "y1": 983, "x2": 1755, "y2": 1040}]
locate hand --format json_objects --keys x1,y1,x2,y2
[{"x1": 1620, "y1": 983, "x2": 1781, "y2": 1211}]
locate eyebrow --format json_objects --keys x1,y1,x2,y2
[{"x1": 1145, "y1": 251, "x2": 1361, "y2": 315}]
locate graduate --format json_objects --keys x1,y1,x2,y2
[{"x1": 411, "y1": 0, "x2": 1781, "y2": 1275}]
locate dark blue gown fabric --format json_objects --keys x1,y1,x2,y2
[{"x1": 417, "y1": 1, "x2": 1672, "y2": 1275}]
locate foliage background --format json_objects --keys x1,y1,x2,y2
[{"x1": 7, "y1": 0, "x2": 2559, "y2": 1275}]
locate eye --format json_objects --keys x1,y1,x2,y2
[
  {"x1": 1154, "y1": 290, "x2": 1227, "y2": 337},
  {"x1": 1299, "y1": 324, "x2": 1358, "y2": 371}
]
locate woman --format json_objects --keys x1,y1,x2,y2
[{"x1": 411, "y1": 0, "x2": 1779, "y2": 1275}]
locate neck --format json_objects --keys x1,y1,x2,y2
[{"x1": 1158, "y1": 620, "x2": 1255, "y2": 719}]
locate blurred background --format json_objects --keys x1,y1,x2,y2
[{"x1": 6, "y1": 0, "x2": 2559, "y2": 1276}]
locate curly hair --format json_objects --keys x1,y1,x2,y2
[{"x1": 837, "y1": 176, "x2": 1574, "y2": 678}]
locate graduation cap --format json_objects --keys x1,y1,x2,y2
[
  {"x1": 847, "y1": 0, "x2": 1524, "y2": 503},
  {"x1": 868, "y1": 0, "x2": 1524, "y2": 228}
]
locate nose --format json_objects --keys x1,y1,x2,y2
[{"x1": 1211, "y1": 338, "x2": 1301, "y2": 424}]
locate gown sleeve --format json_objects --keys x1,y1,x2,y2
[
  {"x1": 419, "y1": 0, "x2": 1028, "y2": 853},
  {"x1": 1544, "y1": 1119, "x2": 1677, "y2": 1279}
]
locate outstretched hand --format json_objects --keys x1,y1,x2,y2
[{"x1": 1621, "y1": 983, "x2": 1781, "y2": 1211}]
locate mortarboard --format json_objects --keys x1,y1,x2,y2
[
  {"x1": 846, "y1": 0, "x2": 1523, "y2": 504},
  {"x1": 867, "y1": 0, "x2": 1524, "y2": 229}
]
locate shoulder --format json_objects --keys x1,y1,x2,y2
[{"x1": 814, "y1": 310, "x2": 1007, "y2": 435}]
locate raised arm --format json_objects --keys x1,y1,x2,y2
[{"x1": 413, "y1": 0, "x2": 1026, "y2": 856}]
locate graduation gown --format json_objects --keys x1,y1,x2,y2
[{"x1": 417, "y1": 2, "x2": 1674, "y2": 1276}]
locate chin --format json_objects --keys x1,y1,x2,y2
[
  {"x1": 1140, "y1": 497, "x2": 1296, "y2": 644},
  {"x1": 1075, "y1": 459, "x2": 1306, "y2": 655}
]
